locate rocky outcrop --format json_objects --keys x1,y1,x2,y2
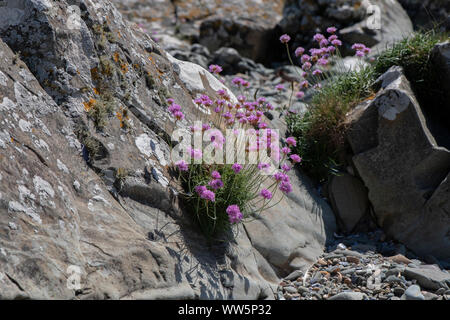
[
  {"x1": 0, "y1": 0, "x2": 336, "y2": 299},
  {"x1": 346, "y1": 66, "x2": 450, "y2": 264},
  {"x1": 278, "y1": 0, "x2": 413, "y2": 55}
]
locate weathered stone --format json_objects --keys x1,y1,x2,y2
[
  {"x1": 401, "y1": 285, "x2": 425, "y2": 300},
  {"x1": 404, "y1": 267, "x2": 450, "y2": 290},
  {"x1": 328, "y1": 173, "x2": 370, "y2": 233},
  {"x1": 0, "y1": 0, "x2": 337, "y2": 300},
  {"x1": 328, "y1": 291, "x2": 367, "y2": 300},
  {"x1": 347, "y1": 66, "x2": 450, "y2": 263}
]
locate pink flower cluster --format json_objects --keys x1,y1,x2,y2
[
  {"x1": 167, "y1": 99, "x2": 185, "y2": 121},
  {"x1": 226, "y1": 205, "x2": 243, "y2": 224},
  {"x1": 352, "y1": 43, "x2": 371, "y2": 57}
]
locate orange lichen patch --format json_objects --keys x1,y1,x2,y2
[
  {"x1": 93, "y1": 87, "x2": 100, "y2": 95},
  {"x1": 364, "y1": 93, "x2": 377, "y2": 101},
  {"x1": 76, "y1": 69, "x2": 80, "y2": 75},
  {"x1": 117, "y1": 31, "x2": 122, "y2": 39},
  {"x1": 10, "y1": 137, "x2": 14, "y2": 143},
  {"x1": 113, "y1": 52, "x2": 120, "y2": 63},
  {"x1": 116, "y1": 107, "x2": 129, "y2": 128},
  {"x1": 120, "y1": 63, "x2": 129, "y2": 74},
  {"x1": 83, "y1": 98, "x2": 97, "y2": 112}
]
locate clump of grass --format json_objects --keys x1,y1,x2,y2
[
  {"x1": 115, "y1": 167, "x2": 129, "y2": 190},
  {"x1": 83, "y1": 96, "x2": 115, "y2": 130},
  {"x1": 287, "y1": 66, "x2": 376, "y2": 182},
  {"x1": 75, "y1": 127, "x2": 101, "y2": 163},
  {"x1": 180, "y1": 164, "x2": 259, "y2": 240}
]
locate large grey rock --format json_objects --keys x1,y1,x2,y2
[
  {"x1": 404, "y1": 267, "x2": 450, "y2": 290},
  {"x1": 430, "y1": 42, "x2": 450, "y2": 102},
  {"x1": 0, "y1": 0, "x2": 336, "y2": 299},
  {"x1": 328, "y1": 173, "x2": 370, "y2": 233},
  {"x1": 347, "y1": 66, "x2": 450, "y2": 263}
]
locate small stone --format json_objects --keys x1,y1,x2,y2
[
  {"x1": 328, "y1": 292, "x2": 367, "y2": 300},
  {"x1": 317, "y1": 258, "x2": 328, "y2": 266},
  {"x1": 388, "y1": 254, "x2": 412, "y2": 265},
  {"x1": 337, "y1": 243, "x2": 347, "y2": 250},
  {"x1": 284, "y1": 286, "x2": 298, "y2": 294},
  {"x1": 346, "y1": 256, "x2": 360, "y2": 264},
  {"x1": 285, "y1": 270, "x2": 303, "y2": 281},
  {"x1": 393, "y1": 287, "x2": 405, "y2": 297},
  {"x1": 402, "y1": 285, "x2": 425, "y2": 300}
]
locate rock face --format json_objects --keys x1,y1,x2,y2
[
  {"x1": 347, "y1": 66, "x2": 450, "y2": 264},
  {"x1": 328, "y1": 173, "x2": 370, "y2": 233},
  {"x1": 398, "y1": 0, "x2": 450, "y2": 32},
  {"x1": 278, "y1": 0, "x2": 413, "y2": 55},
  {"x1": 0, "y1": 0, "x2": 336, "y2": 299}
]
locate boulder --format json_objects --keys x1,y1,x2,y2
[
  {"x1": 328, "y1": 173, "x2": 370, "y2": 233},
  {"x1": 278, "y1": 0, "x2": 413, "y2": 56},
  {"x1": 347, "y1": 66, "x2": 450, "y2": 263},
  {"x1": 0, "y1": 0, "x2": 336, "y2": 299}
]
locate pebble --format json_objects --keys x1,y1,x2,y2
[{"x1": 402, "y1": 285, "x2": 425, "y2": 300}]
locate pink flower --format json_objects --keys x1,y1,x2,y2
[
  {"x1": 275, "y1": 84, "x2": 285, "y2": 91},
  {"x1": 300, "y1": 80, "x2": 309, "y2": 89},
  {"x1": 226, "y1": 205, "x2": 243, "y2": 224},
  {"x1": 202, "y1": 123, "x2": 211, "y2": 131},
  {"x1": 296, "y1": 91, "x2": 305, "y2": 99},
  {"x1": 352, "y1": 43, "x2": 366, "y2": 51},
  {"x1": 211, "y1": 171, "x2": 221, "y2": 179},
  {"x1": 232, "y1": 163, "x2": 242, "y2": 174},
  {"x1": 257, "y1": 162, "x2": 270, "y2": 171},
  {"x1": 167, "y1": 98, "x2": 175, "y2": 105},
  {"x1": 356, "y1": 50, "x2": 365, "y2": 57},
  {"x1": 282, "y1": 147, "x2": 291, "y2": 155},
  {"x1": 175, "y1": 160, "x2": 188, "y2": 171},
  {"x1": 301, "y1": 54, "x2": 311, "y2": 63},
  {"x1": 260, "y1": 189, "x2": 273, "y2": 200},
  {"x1": 208, "y1": 179, "x2": 224, "y2": 190},
  {"x1": 313, "y1": 69, "x2": 322, "y2": 76},
  {"x1": 286, "y1": 137, "x2": 297, "y2": 147},
  {"x1": 188, "y1": 147, "x2": 203, "y2": 160},
  {"x1": 327, "y1": 26, "x2": 337, "y2": 34},
  {"x1": 313, "y1": 33, "x2": 325, "y2": 43},
  {"x1": 279, "y1": 34, "x2": 291, "y2": 44},
  {"x1": 168, "y1": 104, "x2": 181, "y2": 114},
  {"x1": 174, "y1": 111, "x2": 184, "y2": 121},
  {"x1": 201, "y1": 190, "x2": 215, "y2": 202},
  {"x1": 328, "y1": 35, "x2": 338, "y2": 42},
  {"x1": 209, "y1": 64, "x2": 223, "y2": 74},
  {"x1": 290, "y1": 154, "x2": 302, "y2": 163},
  {"x1": 319, "y1": 39, "x2": 329, "y2": 48},
  {"x1": 302, "y1": 62, "x2": 312, "y2": 71},
  {"x1": 281, "y1": 163, "x2": 291, "y2": 172},
  {"x1": 295, "y1": 47, "x2": 305, "y2": 57},
  {"x1": 279, "y1": 181, "x2": 293, "y2": 194},
  {"x1": 195, "y1": 185, "x2": 207, "y2": 196},
  {"x1": 331, "y1": 39, "x2": 342, "y2": 47}
]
